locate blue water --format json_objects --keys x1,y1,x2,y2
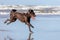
[{"x1": 0, "y1": 15, "x2": 60, "y2": 40}]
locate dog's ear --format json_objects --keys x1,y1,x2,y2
[
  {"x1": 29, "y1": 9, "x2": 34, "y2": 13},
  {"x1": 12, "y1": 9, "x2": 17, "y2": 12},
  {"x1": 28, "y1": 9, "x2": 33, "y2": 13}
]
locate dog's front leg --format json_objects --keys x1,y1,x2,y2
[
  {"x1": 26, "y1": 22, "x2": 33, "y2": 33},
  {"x1": 30, "y1": 23, "x2": 34, "y2": 28}
]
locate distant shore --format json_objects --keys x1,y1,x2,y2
[{"x1": 0, "y1": 5, "x2": 60, "y2": 15}]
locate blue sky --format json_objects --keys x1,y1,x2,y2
[{"x1": 0, "y1": 0, "x2": 60, "y2": 6}]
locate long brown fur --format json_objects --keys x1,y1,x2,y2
[{"x1": 4, "y1": 9, "x2": 36, "y2": 33}]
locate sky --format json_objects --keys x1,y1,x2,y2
[{"x1": 0, "y1": 0, "x2": 60, "y2": 6}]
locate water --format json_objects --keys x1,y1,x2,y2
[{"x1": 0, "y1": 14, "x2": 60, "y2": 40}]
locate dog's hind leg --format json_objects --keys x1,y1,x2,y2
[
  {"x1": 7, "y1": 18, "x2": 17, "y2": 25},
  {"x1": 4, "y1": 19, "x2": 12, "y2": 25},
  {"x1": 7, "y1": 21, "x2": 12, "y2": 25},
  {"x1": 4, "y1": 19, "x2": 10, "y2": 23}
]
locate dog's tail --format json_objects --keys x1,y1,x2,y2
[
  {"x1": 11, "y1": 9, "x2": 17, "y2": 12},
  {"x1": 10, "y1": 9, "x2": 17, "y2": 18}
]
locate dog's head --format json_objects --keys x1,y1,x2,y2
[{"x1": 28, "y1": 9, "x2": 36, "y2": 19}]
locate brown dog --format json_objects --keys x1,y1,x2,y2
[{"x1": 4, "y1": 9, "x2": 36, "y2": 33}]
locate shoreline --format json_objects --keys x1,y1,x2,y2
[{"x1": 0, "y1": 12, "x2": 60, "y2": 15}]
